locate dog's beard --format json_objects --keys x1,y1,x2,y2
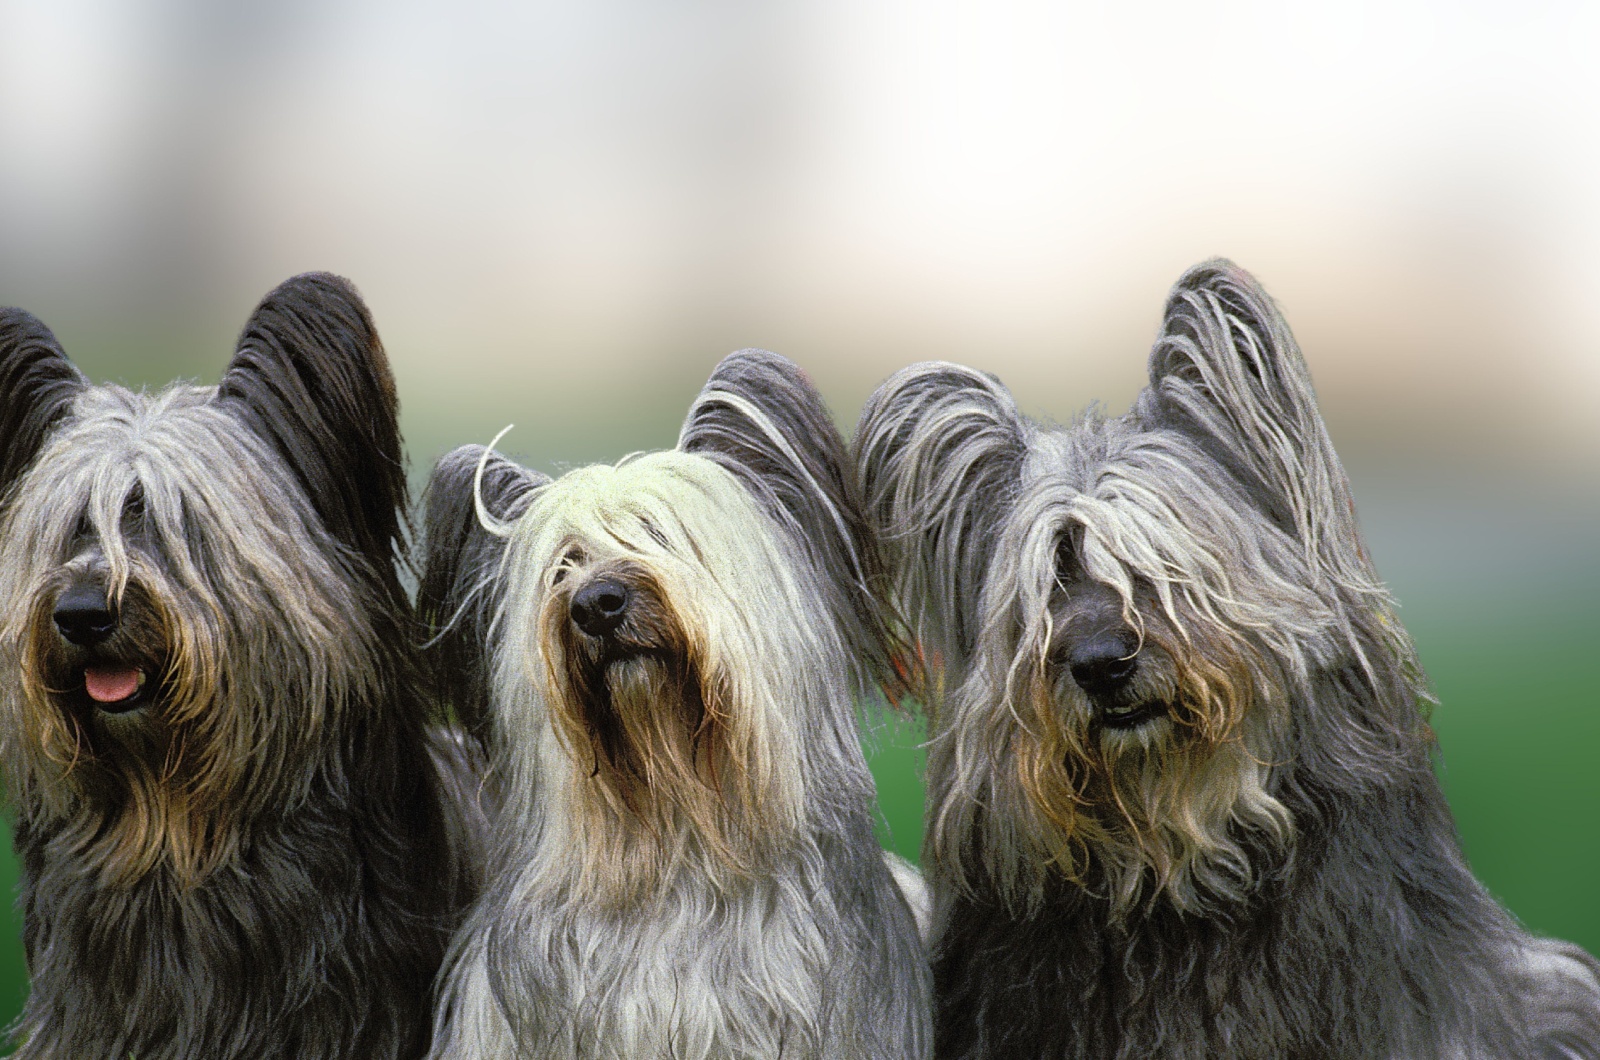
[
  {"x1": 1000, "y1": 626, "x2": 1293, "y2": 918},
  {"x1": 545, "y1": 600, "x2": 776, "y2": 905},
  {"x1": 13, "y1": 574, "x2": 250, "y2": 888},
  {"x1": 9, "y1": 556, "x2": 377, "y2": 890}
]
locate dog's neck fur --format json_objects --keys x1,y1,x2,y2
[
  {"x1": 8, "y1": 665, "x2": 463, "y2": 1060},
  {"x1": 431, "y1": 699, "x2": 929, "y2": 1060},
  {"x1": 930, "y1": 653, "x2": 1539, "y2": 1060}
]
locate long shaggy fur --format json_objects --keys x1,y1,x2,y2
[
  {"x1": 855, "y1": 259, "x2": 1600, "y2": 1058},
  {"x1": 424, "y1": 350, "x2": 930, "y2": 1059},
  {"x1": 0, "y1": 274, "x2": 478, "y2": 1058}
]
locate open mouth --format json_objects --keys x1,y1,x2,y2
[
  {"x1": 77, "y1": 665, "x2": 154, "y2": 715},
  {"x1": 1098, "y1": 699, "x2": 1169, "y2": 731}
]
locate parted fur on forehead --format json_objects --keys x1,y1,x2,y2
[
  {"x1": 1004, "y1": 415, "x2": 1338, "y2": 659},
  {"x1": 4, "y1": 384, "x2": 339, "y2": 570},
  {"x1": 1028, "y1": 417, "x2": 1323, "y2": 585},
  {"x1": 503, "y1": 453, "x2": 819, "y2": 622}
]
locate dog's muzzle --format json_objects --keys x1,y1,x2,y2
[
  {"x1": 1067, "y1": 630, "x2": 1168, "y2": 730},
  {"x1": 52, "y1": 581, "x2": 153, "y2": 715}
]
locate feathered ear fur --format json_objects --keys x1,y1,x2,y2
[
  {"x1": 0, "y1": 308, "x2": 85, "y2": 502},
  {"x1": 419, "y1": 443, "x2": 546, "y2": 738},
  {"x1": 678, "y1": 349, "x2": 899, "y2": 694},
  {"x1": 852, "y1": 361, "x2": 1028, "y2": 675},
  {"x1": 216, "y1": 273, "x2": 408, "y2": 587},
  {"x1": 1139, "y1": 259, "x2": 1372, "y2": 586}
]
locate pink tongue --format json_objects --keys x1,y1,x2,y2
[{"x1": 84, "y1": 667, "x2": 141, "y2": 704}]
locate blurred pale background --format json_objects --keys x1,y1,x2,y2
[{"x1": 1, "y1": 0, "x2": 1597, "y2": 1034}]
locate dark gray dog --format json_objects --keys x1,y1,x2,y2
[
  {"x1": 855, "y1": 259, "x2": 1600, "y2": 1059},
  {"x1": 421, "y1": 350, "x2": 930, "y2": 1059},
  {"x1": 0, "y1": 275, "x2": 480, "y2": 1058}
]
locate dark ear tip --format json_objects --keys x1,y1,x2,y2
[
  {"x1": 250, "y1": 272, "x2": 378, "y2": 344},
  {"x1": 0, "y1": 306, "x2": 85, "y2": 494},
  {"x1": 235, "y1": 269, "x2": 395, "y2": 400},
  {"x1": 1174, "y1": 256, "x2": 1245, "y2": 286},
  {"x1": 878, "y1": 360, "x2": 1002, "y2": 394},
  {"x1": 705, "y1": 348, "x2": 813, "y2": 393},
  {"x1": 1167, "y1": 258, "x2": 1276, "y2": 313},
  {"x1": 683, "y1": 349, "x2": 840, "y2": 456},
  {"x1": 429, "y1": 442, "x2": 538, "y2": 485},
  {"x1": 857, "y1": 362, "x2": 1020, "y2": 439},
  {"x1": 0, "y1": 305, "x2": 48, "y2": 330},
  {"x1": 1153, "y1": 258, "x2": 1284, "y2": 368},
  {"x1": 0, "y1": 306, "x2": 83, "y2": 381},
  {"x1": 1149, "y1": 257, "x2": 1314, "y2": 418},
  {"x1": 431, "y1": 443, "x2": 493, "y2": 480},
  {"x1": 426, "y1": 443, "x2": 544, "y2": 525},
  {"x1": 426, "y1": 445, "x2": 489, "y2": 503},
  {"x1": 721, "y1": 348, "x2": 789, "y2": 368},
  {"x1": 0, "y1": 307, "x2": 68, "y2": 351},
  {"x1": 265, "y1": 271, "x2": 366, "y2": 305},
  {"x1": 427, "y1": 444, "x2": 493, "y2": 501}
]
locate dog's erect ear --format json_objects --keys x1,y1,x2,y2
[
  {"x1": 853, "y1": 361, "x2": 1028, "y2": 674},
  {"x1": 679, "y1": 349, "x2": 900, "y2": 692},
  {"x1": 419, "y1": 444, "x2": 546, "y2": 738},
  {"x1": 1142, "y1": 259, "x2": 1369, "y2": 581},
  {"x1": 0, "y1": 309, "x2": 86, "y2": 501},
  {"x1": 218, "y1": 273, "x2": 407, "y2": 575}
]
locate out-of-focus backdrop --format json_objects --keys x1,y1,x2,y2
[{"x1": 2, "y1": 0, "x2": 1597, "y2": 1035}]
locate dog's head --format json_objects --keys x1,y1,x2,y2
[
  {"x1": 424, "y1": 350, "x2": 897, "y2": 902},
  {"x1": 857, "y1": 260, "x2": 1425, "y2": 916},
  {"x1": 0, "y1": 274, "x2": 411, "y2": 887}
]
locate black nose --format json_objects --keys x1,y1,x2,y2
[
  {"x1": 53, "y1": 584, "x2": 116, "y2": 646},
  {"x1": 570, "y1": 579, "x2": 629, "y2": 637},
  {"x1": 1068, "y1": 630, "x2": 1139, "y2": 694}
]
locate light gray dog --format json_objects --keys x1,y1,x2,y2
[
  {"x1": 855, "y1": 259, "x2": 1600, "y2": 1059},
  {"x1": 421, "y1": 350, "x2": 931, "y2": 1059}
]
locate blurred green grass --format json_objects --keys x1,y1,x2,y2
[{"x1": 1421, "y1": 604, "x2": 1600, "y2": 953}]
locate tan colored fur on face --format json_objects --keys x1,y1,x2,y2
[
  {"x1": 1007, "y1": 613, "x2": 1291, "y2": 916},
  {"x1": 540, "y1": 563, "x2": 783, "y2": 903},
  {"x1": 18, "y1": 568, "x2": 237, "y2": 889}
]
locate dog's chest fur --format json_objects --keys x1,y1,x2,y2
[
  {"x1": 448, "y1": 839, "x2": 907, "y2": 1060},
  {"x1": 930, "y1": 759, "x2": 1543, "y2": 1060},
  {"x1": 13, "y1": 774, "x2": 451, "y2": 1059},
  {"x1": 541, "y1": 880, "x2": 827, "y2": 1056}
]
